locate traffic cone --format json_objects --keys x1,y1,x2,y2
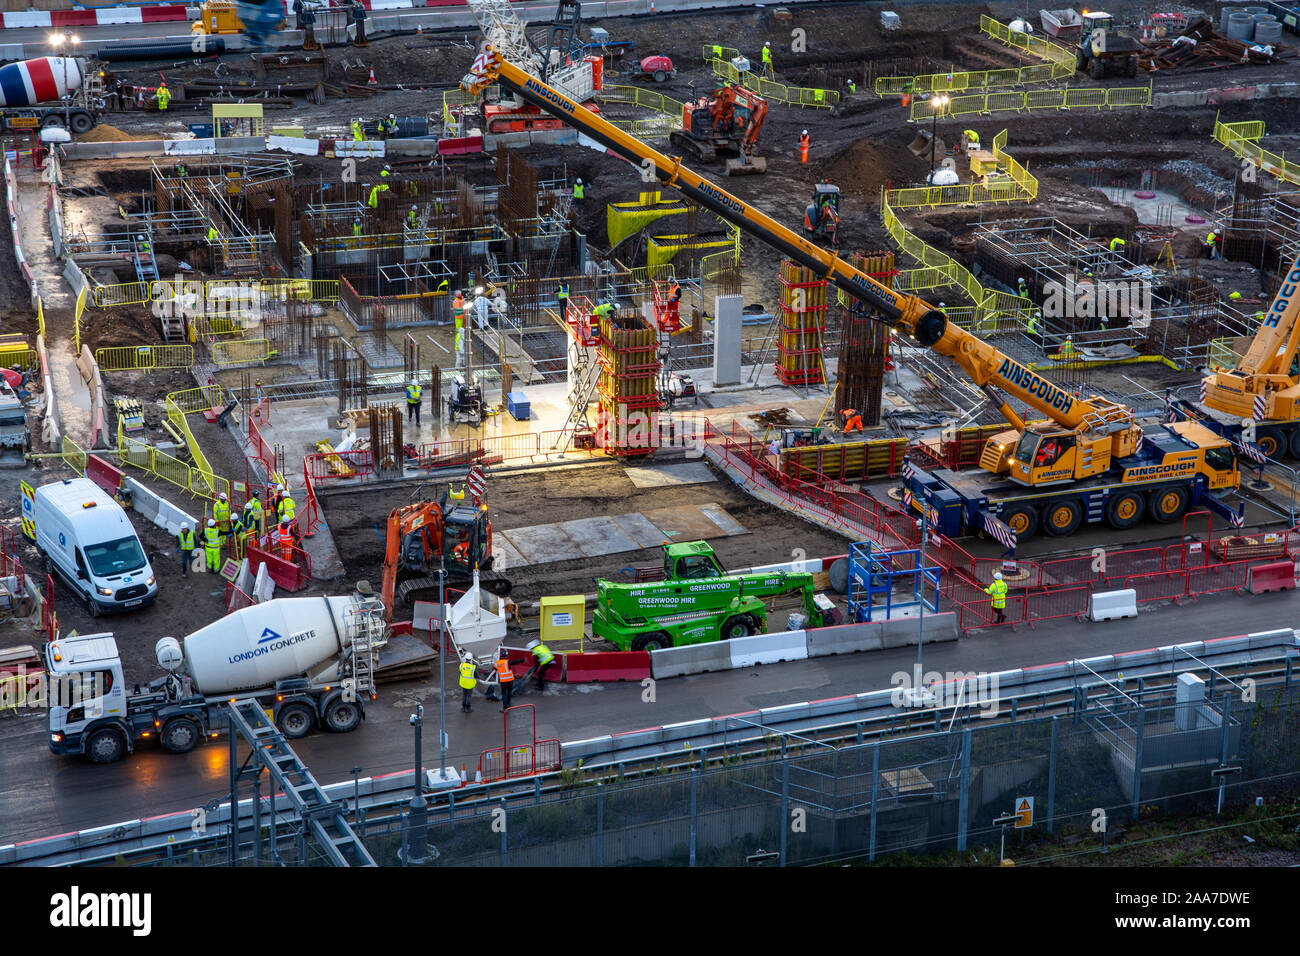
[
  {"x1": 417, "y1": 23, "x2": 422, "y2": 35},
  {"x1": 475, "y1": 768, "x2": 482, "y2": 784},
  {"x1": 368, "y1": 67, "x2": 377, "y2": 85},
  {"x1": 650, "y1": 0, "x2": 655, "y2": 11},
  {"x1": 459, "y1": 764, "x2": 467, "y2": 785}
]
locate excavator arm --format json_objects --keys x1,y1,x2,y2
[
  {"x1": 380, "y1": 502, "x2": 445, "y2": 621},
  {"x1": 460, "y1": 48, "x2": 1122, "y2": 438}
]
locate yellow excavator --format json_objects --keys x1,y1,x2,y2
[
  {"x1": 459, "y1": 47, "x2": 1245, "y2": 540},
  {"x1": 1183, "y1": 253, "x2": 1300, "y2": 459}
]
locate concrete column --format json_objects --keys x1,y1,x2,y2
[{"x1": 713, "y1": 293, "x2": 742, "y2": 386}]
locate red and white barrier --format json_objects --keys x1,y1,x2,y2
[{"x1": 0, "y1": 5, "x2": 189, "y2": 29}]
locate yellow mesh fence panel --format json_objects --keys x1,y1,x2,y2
[{"x1": 96, "y1": 344, "x2": 194, "y2": 371}]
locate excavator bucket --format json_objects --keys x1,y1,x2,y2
[
  {"x1": 908, "y1": 129, "x2": 936, "y2": 156},
  {"x1": 725, "y1": 155, "x2": 766, "y2": 176}
]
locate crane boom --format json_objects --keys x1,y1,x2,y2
[{"x1": 461, "y1": 48, "x2": 1126, "y2": 436}]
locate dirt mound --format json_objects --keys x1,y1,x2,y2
[
  {"x1": 79, "y1": 124, "x2": 148, "y2": 143},
  {"x1": 826, "y1": 133, "x2": 931, "y2": 199}
]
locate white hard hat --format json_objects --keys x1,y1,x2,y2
[
  {"x1": 576, "y1": 177, "x2": 582, "y2": 183},
  {"x1": 938, "y1": 302, "x2": 945, "y2": 308},
  {"x1": 993, "y1": 571, "x2": 1003, "y2": 580},
  {"x1": 181, "y1": 523, "x2": 190, "y2": 530},
  {"x1": 802, "y1": 129, "x2": 808, "y2": 135},
  {"x1": 207, "y1": 519, "x2": 216, "y2": 527},
  {"x1": 384, "y1": 164, "x2": 391, "y2": 171},
  {"x1": 219, "y1": 492, "x2": 227, "y2": 500},
  {"x1": 1018, "y1": 276, "x2": 1024, "y2": 282},
  {"x1": 136, "y1": 234, "x2": 144, "y2": 241},
  {"x1": 411, "y1": 204, "x2": 417, "y2": 210},
  {"x1": 765, "y1": 41, "x2": 771, "y2": 46}
]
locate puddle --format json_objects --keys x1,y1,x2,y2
[{"x1": 1091, "y1": 187, "x2": 1213, "y2": 229}]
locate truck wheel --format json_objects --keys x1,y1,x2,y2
[
  {"x1": 40, "y1": 114, "x2": 65, "y2": 129},
  {"x1": 1255, "y1": 427, "x2": 1283, "y2": 459},
  {"x1": 1105, "y1": 490, "x2": 1145, "y2": 530},
  {"x1": 1000, "y1": 504, "x2": 1038, "y2": 540},
  {"x1": 323, "y1": 698, "x2": 362, "y2": 733},
  {"x1": 70, "y1": 112, "x2": 94, "y2": 135},
  {"x1": 721, "y1": 615, "x2": 754, "y2": 640},
  {"x1": 653, "y1": 69, "x2": 666, "y2": 82},
  {"x1": 1043, "y1": 499, "x2": 1083, "y2": 537},
  {"x1": 277, "y1": 703, "x2": 316, "y2": 739},
  {"x1": 1149, "y1": 485, "x2": 1188, "y2": 523},
  {"x1": 85, "y1": 727, "x2": 126, "y2": 764},
  {"x1": 160, "y1": 717, "x2": 200, "y2": 754},
  {"x1": 631, "y1": 632, "x2": 672, "y2": 652}
]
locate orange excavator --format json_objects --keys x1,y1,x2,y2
[
  {"x1": 670, "y1": 84, "x2": 768, "y2": 176},
  {"x1": 379, "y1": 487, "x2": 508, "y2": 620}
]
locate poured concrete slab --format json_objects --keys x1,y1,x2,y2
[
  {"x1": 499, "y1": 523, "x2": 583, "y2": 564},
  {"x1": 623, "y1": 462, "x2": 717, "y2": 489},
  {"x1": 643, "y1": 504, "x2": 741, "y2": 542},
  {"x1": 611, "y1": 511, "x2": 670, "y2": 550},
  {"x1": 699, "y1": 502, "x2": 750, "y2": 536},
  {"x1": 559, "y1": 516, "x2": 643, "y2": 558},
  {"x1": 491, "y1": 534, "x2": 527, "y2": 571}
]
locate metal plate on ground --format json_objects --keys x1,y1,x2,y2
[
  {"x1": 643, "y1": 504, "x2": 745, "y2": 542},
  {"x1": 491, "y1": 534, "x2": 527, "y2": 570},
  {"x1": 698, "y1": 501, "x2": 750, "y2": 536},
  {"x1": 623, "y1": 462, "x2": 717, "y2": 489},
  {"x1": 611, "y1": 511, "x2": 670, "y2": 550},
  {"x1": 559, "y1": 516, "x2": 643, "y2": 558},
  {"x1": 499, "y1": 524, "x2": 584, "y2": 564}
]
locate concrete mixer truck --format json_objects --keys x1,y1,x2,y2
[
  {"x1": 0, "y1": 56, "x2": 105, "y2": 135},
  {"x1": 44, "y1": 592, "x2": 389, "y2": 763}
]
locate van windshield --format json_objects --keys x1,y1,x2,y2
[{"x1": 84, "y1": 536, "x2": 146, "y2": 577}]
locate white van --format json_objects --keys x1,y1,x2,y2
[{"x1": 30, "y1": 478, "x2": 158, "y2": 617}]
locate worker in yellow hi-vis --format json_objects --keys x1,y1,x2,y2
[
  {"x1": 761, "y1": 41, "x2": 773, "y2": 78},
  {"x1": 984, "y1": 571, "x2": 1007, "y2": 624}
]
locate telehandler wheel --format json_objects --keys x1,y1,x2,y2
[
  {"x1": 631, "y1": 632, "x2": 672, "y2": 652},
  {"x1": 161, "y1": 717, "x2": 201, "y2": 754},
  {"x1": 1149, "y1": 485, "x2": 1188, "y2": 524},
  {"x1": 1043, "y1": 499, "x2": 1083, "y2": 537},
  {"x1": 277, "y1": 702, "x2": 316, "y2": 739},
  {"x1": 1105, "y1": 490, "x2": 1145, "y2": 530},
  {"x1": 1000, "y1": 503, "x2": 1038, "y2": 540},
  {"x1": 721, "y1": 615, "x2": 754, "y2": 640}
]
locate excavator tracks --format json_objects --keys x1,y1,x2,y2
[{"x1": 397, "y1": 575, "x2": 513, "y2": 606}]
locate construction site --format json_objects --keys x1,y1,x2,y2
[{"x1": 0, "y1": 0, "x2": 1298, "y2": 875}]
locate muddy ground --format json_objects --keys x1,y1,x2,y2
[{"x1": 320, "y1": 458, "x2": 854, "y2": 607}]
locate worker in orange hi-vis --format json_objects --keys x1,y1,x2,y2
[
  {"x1": 278, "y1": 519, "x2": 295, "y2": 562},
  {"x1": 799, "y1": 129, "x2": 810, "y2": 164},
  {"x1": 840, "y1": 408, "x2": 864, "y2": 433},
  {"x1": 667, "y1": 279, "x2": 682, "y2": 328}
]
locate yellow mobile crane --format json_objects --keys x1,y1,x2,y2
[
  {"x1": 1183, "y1": 253, "x2": 1300, "y2": 459},
  {"x1": 460, "y1": 48, "x2": 1243, "y2": 539}
]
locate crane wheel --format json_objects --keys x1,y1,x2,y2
[
  {"x1": 1043, "y1": 499, "x2": 1083, "y2": 537},
  {"x1": 1001, "y1": 504, "x2": 1038, "y2": 540},
  {"x1": 1286, "y1": 429, "x2": 1300, "y2": 458},
  {"x1": 1105, "y1": 491, "x2": 1145, "y2": 530},
  {"x1": 1256, "y1": 427, "x2": 1283, "y2": 459},
  {"x1": 1149, "y1": 485, "x2": 1188, "y2": 524}
]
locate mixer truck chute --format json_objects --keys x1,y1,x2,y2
[{"x1": 45, "y1": 593, "x2": 388, "y2": 764}]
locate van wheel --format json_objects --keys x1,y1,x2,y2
[
  {"x1": 277, "y1": 702, "x2": 316, "y2": 739},
  {"x1": 323, "y1": 698, "x2": 362, "y2": 733},
  {"x1": 85, "y1": 727, "x2": 126, "y2": 764},
  {"x1": 160, "y1": 718, "x2": 200, "y2": 754},
  {"x1": 86, "y1": 594, "x2": 103, "y2": 618}
]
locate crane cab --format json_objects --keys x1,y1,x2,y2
[{"x1": 1005, "y1": 424, "x2": 1117, "y2": 485}]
